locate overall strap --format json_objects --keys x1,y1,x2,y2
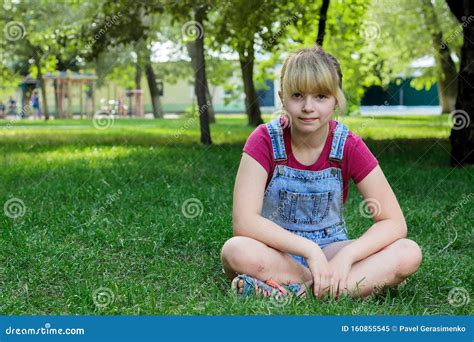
[
  {"x1": 329, "y1": 121, "x2": 349, "y2": 162},
  {"x1": 266, "y1": 117, "x2": 287, "y2": 162}
]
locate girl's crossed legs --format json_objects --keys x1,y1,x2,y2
[{"x1": 220, "y1": 236, "x2": 422, "y2": 298}]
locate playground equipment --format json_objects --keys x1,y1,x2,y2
[
  {"x1": 18, "y1": 76, "x2": 37, "y2": 117},
  {"x1": 125, "y1": 89, "x2": 144, "y2": 117},
  {"x1": 14, "y1": 72, "x2": 147, "y2": 119},
  {"x1": 43, "y1": 71, "x2": 98, "y2": 118}
]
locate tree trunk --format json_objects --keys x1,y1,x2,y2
[
  {"x1": 316, "y1": 0, "x2": 330, "y2": 46},
  {"x1": 34, "y1": 57, "x2": 49, "y2": 120},
  {"x1": 135, "y1": 62, "x2": 142, "y2": 90},
  {"x1": 186, "y1": 41, "x2": 215, "y2": 124},
  {"x1": 53, "y1": 79, "x2": 59, "y2": 117},
  {"x1": 446, "y1": 0, "x2": 474, "y2": 166},
  {"x1": 438, "y1": 76, "x2": 457, "y2": 113},
  {"x1": 144, "y1": 54, "x2": 164, "y2": 118},
  {"x1": 205, "y1": 85, "x2": 216, "y2": 123},
  {"x1": 239, "y1": 41, "x2": 263, "y2": 126},
  {"x1": 193, "y1": 7, "x2": 212, "y2": 144},
  {"x1": 422, "y1": 0, "x2": 457, "y2": 113}
]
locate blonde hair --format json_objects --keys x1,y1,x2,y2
[{"x1": 280, "y1": 46, "x2": 346, "y2": 115}]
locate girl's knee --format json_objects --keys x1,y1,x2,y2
[
  {"x1": 391, "y1": 238, "x2": 423, "y2": 278},
  {"x1": 220, "y1": 236, "x2": 260, "y2": 269}
]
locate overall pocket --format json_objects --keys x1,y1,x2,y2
[{"x1": 278, "y1": 189, "x2": 333, "y2": 224}]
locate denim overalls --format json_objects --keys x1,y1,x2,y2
[{"x1": 261, "y1": 117, "x2": 350, "y2": 267}]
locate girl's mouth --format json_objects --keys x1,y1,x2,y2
[{"x1": 299, "y1": 117, "x2": 319, "y2": 123}]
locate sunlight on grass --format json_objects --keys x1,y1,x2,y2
[
  {"x1": 0, "y1": 114, "x2": 471, "y2": 315},
  {"x1": 0, "y1": 114, "x2": 452, "y2": 146}
]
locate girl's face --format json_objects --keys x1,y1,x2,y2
[{"x1": 280, "y1": 91, "x2": 337, "y2": 134}]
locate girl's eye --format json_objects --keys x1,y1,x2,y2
[
  {"x1": 291, "y1": 93, "x2": 303, "y2": 99},
  {"x1": 315, "y1": 95, "x2": 328, "y2": 100}
]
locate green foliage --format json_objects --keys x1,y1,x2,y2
[
  {"x1": 94, "y1": 45, "x2": 135, "y2": 88},
  {"x1": 365, "y1": 0, "x2": 461, "y2": 90},
  {"x1": 0, "y1": 0, "x2": 465, "y2": 116},
  {"x1": 2, "y1": 0, "x2": 93, "y2": 68},
  {"x1": 210, "y1": 0, "x2": 303, "y2": 60}
]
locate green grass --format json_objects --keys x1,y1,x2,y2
[{"x1": 0, "y1": 114, "x2": 472, "y2": 315}]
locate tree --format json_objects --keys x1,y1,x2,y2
[
  {"x1": 316, "y1": 0, "x2": 330, "y2": 46},
  {"x1": 189, "y1": 6, "x2": 212, "y2": 144},
  {"x1": 87, "y1": 1, "x2": 165, "y2": 118},
  {"x1": 167, "y1": 0, "x2": 214, "y2": 143},
  {"x1": 212, "y1": 1, "x2": 270, "y2": 126},
  {"x1": 421, "y1": 0, "x2": 458, "y2": 113},
  {"x1": 0, "y1": 1, "x2": 90, "y2": 120},
  {"x1": 186, "y1": 41, "x2": 216, "y2": 124},
  {"x1": 446, "y1": 0, "x2": 474, "y2": 166},
  {"x1": 212, "y1": 0, "x2": 311, "y2": 126},
  {"x1": 143, "y1": 47, "x2": 165, "y2": 118},
  {"x1": 364, "y1": 0, "x2": 461, "y2": 113},
  {"x1": 278, "y1": 0, "x2": 370, "y2": 113}
]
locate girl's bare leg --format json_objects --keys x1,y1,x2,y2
[
  {"x1": 324, "y1": 238, "x2": 422, "y2": 297},
  {"x1": 220, "y1": 236, "x2": 313, "y2": 285},
  {"x1": 220, "y1": 236, "x2": 422, "y2": 298}
]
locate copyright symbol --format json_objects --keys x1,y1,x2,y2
[{"x1": 391, "y1": 325, "x2": 398, "y2": 332}]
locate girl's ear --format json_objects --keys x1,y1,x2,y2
[{"x1": 278, "y1": 91, "x2": 284, "y2": 106}]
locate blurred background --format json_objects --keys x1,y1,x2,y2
[
  {"x1": 0, "y1": 0, "x2": 472, "y2": 315},
  {"x1": 0, "y1": 5, "x2": 466, "y2": 112}
]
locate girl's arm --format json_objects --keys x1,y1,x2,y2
[
  {"x1": 232, "y1": 153, "x2": 322, "y2": 260},
  {"x1": 339, "y1": 165, "x2": 408, "y2": 264}
]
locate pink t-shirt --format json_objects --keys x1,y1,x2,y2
[{"x1": 243, "y1": 119, "x2": 379, "y2": 204}]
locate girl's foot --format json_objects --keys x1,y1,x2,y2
[{"x1": 231, "y1": 274, "x2": 307, "y2": 300}]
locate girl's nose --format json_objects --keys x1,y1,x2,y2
[{"x1": 302, "y1": 97, "x2": 315, "y2": 113}]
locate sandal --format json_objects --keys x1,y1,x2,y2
[{"x1": 231, "y1": 274, "x2": 307, "y2": 300}]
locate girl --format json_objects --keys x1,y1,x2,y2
[{"x1": 220, "y1": 46, "x2": 422, "y2": 300}]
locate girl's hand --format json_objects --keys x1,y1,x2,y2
[
  {"x1": 328, "y1": 252, "x2": 354, "y2": 298},
  {"x1": 305, "y1": 248, "x2": 333, "y2": 298}
]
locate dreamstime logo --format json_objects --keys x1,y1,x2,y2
[
  {"x1": 359, "y1": 198, "x2": 381, "y2": 218},
  {"x1": 3, "y1": 21, "x2": 25, "y2": 41},
  {"x1": 181, "y1": 198, "x2": 203, "y2": 218},
  {"x1": 268, "y1": 206, "x2": 284, "y2": 222},
  {"x1": 447, "y1": 287, "x2": 470, "y2": 307},
  {"x1": 4, "y1": 116, "x2": 20, "y2": 130},
  {"x1": 262, "y1": 10, "x2": 300, "y2": 50},
  {"x1": 360, "y1": 21, "x2": 380, "y2": 41},
  {"x1": 4, "y1": 197, "x2": 26, "y2": 219},
  {"x1": 85, "y1": 13, "x2": 122, "y2": 50},
  {"x1": 3, "y1": 104, "x2": 34, "y2": 126},
  {"x1": 18, "y1": 104, "x2": 32, "y2": 118},
  {"x1": 441, "y1": 15, "x2": 474, "y2": 49},
  {"x1": 174, "y1": 101, "x2": 211, "y2": 139},
  {"x1": 93, "y1": 112, "x2": 115, "y2": 130},
  {"x1": 437, "y1": 192, "x2": 473, "y2": 229},
  {"x1": 448, "y1": 110, "x2": 470, "y2": 130},
  {"x1": 92, "y1": 287, "x2": 115, "y2": 308},
  {"x1": 269, "y1": 291, "x2": 292, "y2": 307},
  {"x1": 85, "y1": 190, "x2": 122, "y2": 226},
  {"x1": 181, "y1": 21, "x2": 204, "y2": 41}
]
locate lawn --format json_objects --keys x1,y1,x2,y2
[{"x1": 0, "y1": 114, "x2": 472, "y2": 315}]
